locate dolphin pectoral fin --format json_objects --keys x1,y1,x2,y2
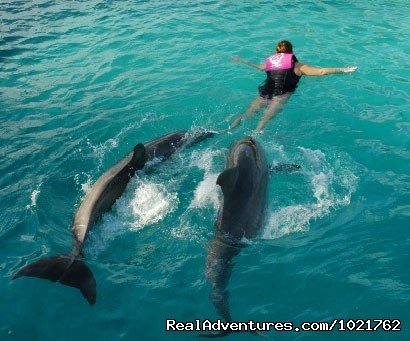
[
  {"x1": 216, "y1": 167, "x2": 239, "y2": 196},
  {"x1": 270, "y1": 163, "x2": 301, "y2": 173},
  {"x1": 12, "y1": 255, "x2": 96, "y2": 305}
]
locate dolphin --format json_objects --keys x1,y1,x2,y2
[
  {"x1": 202, "y1": 137, "x2": 268, "y2": 337},
  {"x1": 13, "y1": 130, "x2": 214, "y2": 305}
]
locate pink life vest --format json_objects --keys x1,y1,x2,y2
[{"x1": 264, "y1": 53, "x2": 294, "y2": 71}]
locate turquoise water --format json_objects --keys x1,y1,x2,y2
[{"x1": 1, "y1": 0, "x2": 409, "y2": 340}]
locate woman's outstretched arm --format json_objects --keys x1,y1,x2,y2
[
  {"x1": 231, "y1": 57, "x2": 265, "y2": 71},
  {"x1": 295, "y1": 62, "x2": 357, "y2": 76}
]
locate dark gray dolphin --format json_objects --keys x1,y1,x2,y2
[
  {"x1": 13, "y1": 130, "x2": 214, "y2": 305},
  {"x1": 202, "y1": 138, "x2": 268, "y2": 336}
]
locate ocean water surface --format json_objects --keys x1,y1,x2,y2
[{"x1": 1, "y1": 0, "x2": 409, "y2": 340}]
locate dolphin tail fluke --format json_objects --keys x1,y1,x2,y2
[{"x1": 12, "y1": 255, "x2": 96, "y2": 305}]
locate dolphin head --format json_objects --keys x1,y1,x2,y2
[{"x1": 230, "y1": 138, "x2": 265, "y2": 172}]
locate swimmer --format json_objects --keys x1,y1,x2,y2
[{"x1": 229, "y1": 40, "x2": 357, "y2": 132}]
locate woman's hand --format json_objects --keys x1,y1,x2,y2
[
  {"x1": 297, "y1": 63, "x2": 358, "y2": 76},
  {"x1": 231, "y1": 56, "x2": 243, "y2": 63},
  {"x1": 342, "y1": 66, "x2": 358, "y2": 73},
  {"x1": 231, "y1": 56, "x2": 264, "y2": 70}
]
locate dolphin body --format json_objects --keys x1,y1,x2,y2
[
  {"x1": 13, "y1": 130, "x2": 214, "y2": 305},
  {"x1": 203, "y1": 138, "x2": 268, "y2": 336}
]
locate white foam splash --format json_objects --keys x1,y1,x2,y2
[
  {"x1": 188, "y1": 148, "x2": 224, "y2": 209},
  {"x1": 86, "y1": 214, "x2": 127, "y2": 256},
  {"x1": 169, "y1": 148, "x2": 223, "y2": 240},
  {"x1": 84, "y1": 121, "x2": 148, "y2": 170},
  {"x1": 87, "y1": 137, "x2": 119, "y2": 161},
  {"x1": 26, "y1": 183, "x2": 42, "y2": 209},
  {"x1": 128, "y1": 181, "x2": 178, "y2": 230},
  {"x1": 300, "y1": 147, "x2": 327, "y2": 170},
  {"x1": 81, "y1": 180, "x2": 92, "y2": 195},
  {"x1": 86, "y1": 177, "x2": 179, "y2": 256},
  {"x1": 189, "y1": 148, "x2": 223, "y2": 172},
  {"x1": 171, "y1": 224, "x2": 196, "y2": 239},
  {"x1": 263, "y1": 205, "x2": 312, "y2": 239},
  {"x1": 263, "y1": 147, "x2": 358, "y2": 239},
  {"x1": 74, "y1": 172, "x2": 93, "y2": 198},
  {"x1": 189, "y1": 173, "x2": 219, "y2": 209}
]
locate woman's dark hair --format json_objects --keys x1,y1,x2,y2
[{"x1": 276, "y1": 40, "x2": 293, "y2": 53}]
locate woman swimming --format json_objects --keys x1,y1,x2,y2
[{"x1": 229, "y1": 40, "x2": 357, "y2": 132}]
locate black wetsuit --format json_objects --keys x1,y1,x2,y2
[{"x1": 258, "y1": 55, "x2": 301, "y2": 99}]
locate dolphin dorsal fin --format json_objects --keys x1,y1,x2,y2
[
  {"x1": 216, "y1": 167, "x2": 239, "y2": 196},
  {"x1": 132, "y1": 143, "x2": 147, "y2": 167}
]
